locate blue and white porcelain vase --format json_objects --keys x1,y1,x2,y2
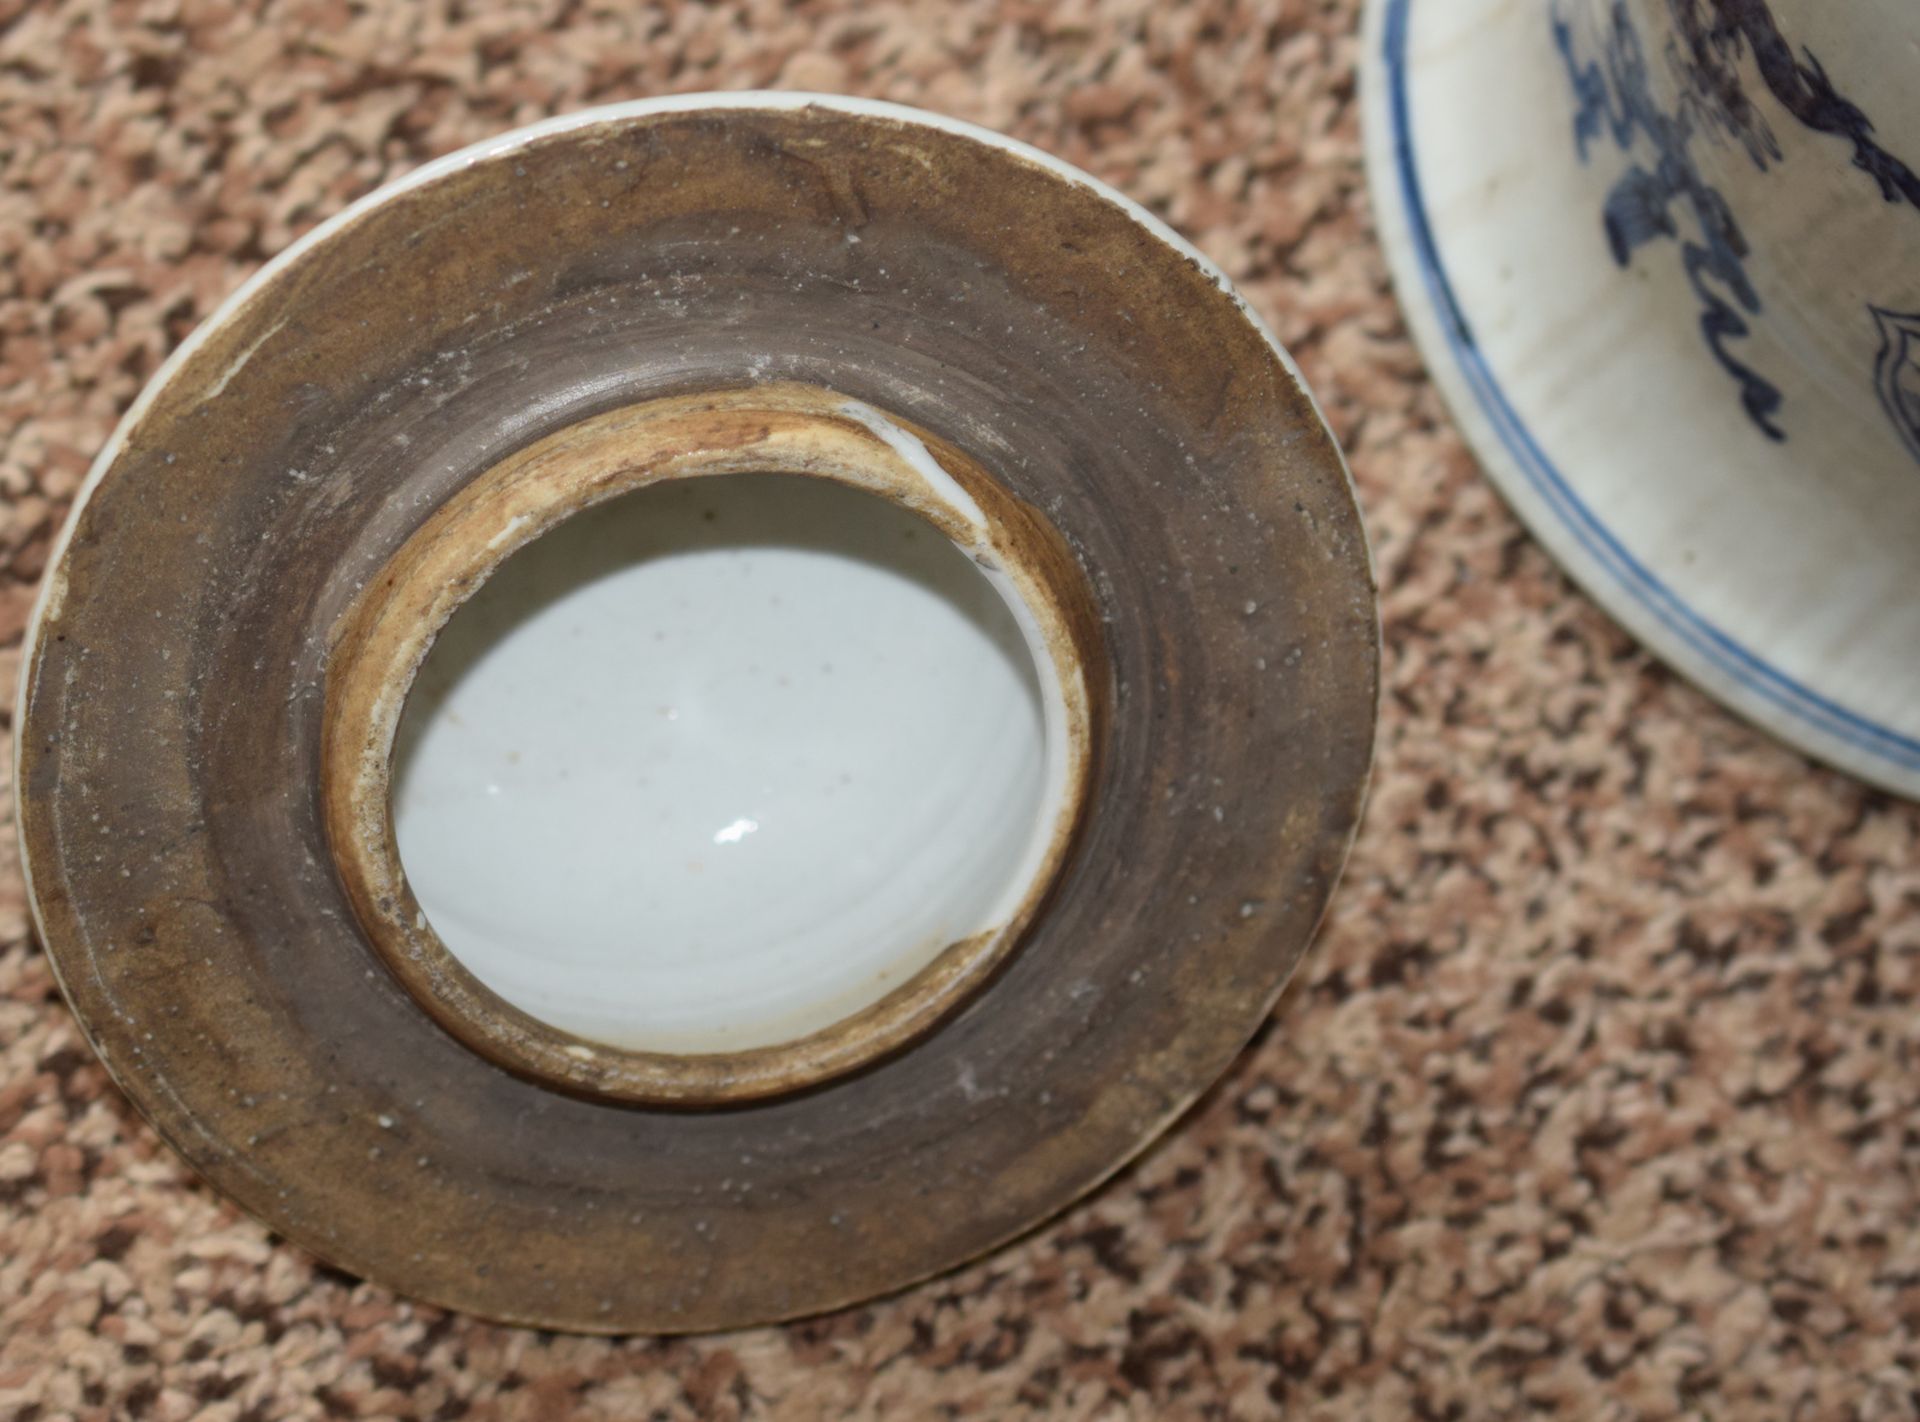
[{"x1": 1365, "y1": 0, "x2": 1920, "y2": 797}]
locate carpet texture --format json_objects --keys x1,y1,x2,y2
[{"x1": 2, "y1": 1, "x2": 1917, "y2": 1418}]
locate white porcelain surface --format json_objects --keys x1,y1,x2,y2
[
  {"x1": 1364, "y1": 0, "x2": 1920, "y2": 796},
  {"x1": 392, "y1": 473, "x2": 1060, "y2": 1054}
]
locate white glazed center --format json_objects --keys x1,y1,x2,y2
[{"x1": 391, "y1": 473, "x2": 1057, "y2": 1054}]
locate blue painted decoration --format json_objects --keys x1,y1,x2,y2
[
  {"x1": 1873, "y1": 306, "x2": 1920, "y2": 464},
  {"x1": 1551, "y1": 0, "x2": 1920, "y2": 459}
]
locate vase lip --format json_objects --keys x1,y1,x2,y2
[{"x1": 320, "y1": 382, "x2": 1108, "y2": 1106}]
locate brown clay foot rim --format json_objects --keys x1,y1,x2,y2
[{"x1": 16, "y1": 95, "x2": 1379, "y2": 1333}]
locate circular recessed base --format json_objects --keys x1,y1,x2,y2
[
  {"x1": 325, "y1": 384, "x2": 1100, "y2": 1105},
  {"x1": 17, "y1": 95, "x2": 1376, "y2": 1331},
  {"x1": 391, "y1": 473, "x2": 1052, "y2": 1058},
  {"x1": 1362, "y1": 0, "x2": 1920, "y2": 799}
]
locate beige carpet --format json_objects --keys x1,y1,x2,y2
[{"x1": 3, "y1": 1, "x2": 1917, "y2": 1416}]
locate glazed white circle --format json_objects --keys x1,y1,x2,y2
[{"x1": 391, "y1": 473, "x2": 1058, "y2": 1054}]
